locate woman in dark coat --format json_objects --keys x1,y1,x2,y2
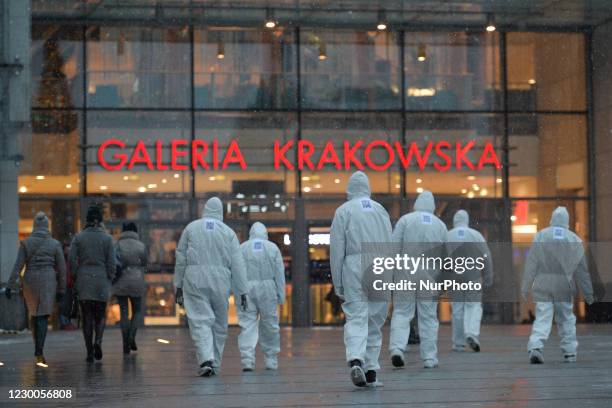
[
  {"x1": 113, "y1": 222, "x2": 147, "y2": 354},
  {"x1": 6, "y1": 211, "x2": 66, "y2": 365},
  {"x1": 69, "y1": 205, "x2": 115, "y2": 362}
]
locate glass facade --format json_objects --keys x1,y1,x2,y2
[{"x1": 24, "y1": 20, "x2": 589, "y2": 325}]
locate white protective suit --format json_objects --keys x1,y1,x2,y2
[
  {"x1": 330, "y1": 171, "x2": 392, "y2": 373},
  {"x1": 237, "y1": 222, "x2": 286, "y2": 370},
  {"x1": 174, "y1": 197, "x2": 249, "y2": 371},
  {"x1": 389, "y1": 191, "x2": 447, "y2": 367},
  {"x1": 446, "y1": 210, "x2": 493, "y2": 351},
  {"x1": 522, "y1": 206, "x2": 594, "y2": 358}
]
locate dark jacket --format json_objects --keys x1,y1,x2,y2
[
  {"x1": 69, "y1": 225, "x2": 115, "y2": 302},
  {"x1": 113, "y1": 231, "x2": 147, "y2": 297},
  {"x1": 8, "y1": 212, "x2": 66, "y2": 316}
]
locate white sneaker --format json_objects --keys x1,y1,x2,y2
[
  {"x1": 423, "y1": 360, "x2": 438, "y2": 369},
  {"x1": 350, "y1": 362, "x2": 367, "y2": 387},
  {"x1": 564, "y1": 354, "x2": 576, "y2": 363},
  {"x1": 452, "y1": 345, "x2": 465, "y2": 352}
]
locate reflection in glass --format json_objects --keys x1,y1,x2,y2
[
  {"x1": 86, "y1": 111, "x2": 191, "y2": 194},
  {"x1": 19, "y1": 110, "x2": 81, "y2": 195},
  {"x1": 86, "y1": 26, "x2": 190, "y2": 108},
  {"x1": 404, "y1": 32, "x2": 501, "y2": 111},
  {"x1": 404, "y1": 114, "x2": 503, "y2": 197},
  {"x1": 194, "y1": 28, "x2": 296, "y2": 109},
  {"x1": 509, "y1": 114, "x2": 587, "y2": 197},
  {"x1": 32, "y1": 25, "x2": 83, "y2": 108},
  {"x1": 506, "y1": 33, "x2": 586, "y2": 111},
  {"x1": 301, "y1": 30, "x2": 400, "y2": 109},
  {"x1": 194, "y1": 112, "x2": 297, "y2": 197}
]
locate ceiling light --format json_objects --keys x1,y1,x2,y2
[
  {"x1": 376, "y1": 10, "x2": 387, "y2": 31},
  {"x1": 100, "y1": 185, "x2": 108, "y2": 191},
  {"x1": 472, "y1": 183, "x2": 480, "y2": 191},
  {"x1": 416, "y1": 178, "x2": 423, "y2": 184},
  {"x1": 19, "y1": 186, "x2": 27, "y2": 193},
  {"x1": 35, "y1": 175, "x2": 45, "y2": 180},
  {"x1": 496, "y1": 177, "x2": 503, "y2": 183},
  {"x1": 334, "y1": 178, "x2": 340, "y2": 184},
  {"x1": 510, "y1": 215, "x2": 517, "y2": 221},
  {"x1": 528, "y1": 78, "x2": 536, "y2": 85},
  {"x1": 138, "y1": 186, "x2": 146, "y2": 193},
  {"x1": 303, "y1": 186, "x2": 311, "y2": 193},
  {"x1": 395, "y1": 183, "x2": 401, "y2": 189},
  {"x1": 417, "y1": 44, "x2": 427, "y2": 62},
  {"x1": 65, "y1": 183, "x2": 72, "y2": 189},
  {"x1": 265, "y1": 8, "x2": 277, "y2": 28},
  {"x1": 147, "y1": 183, "x2": 157, "y2": 189},
  {"x1": 123, "y1": 175, "x2": 129, "y2": 181},
  {"x1": 173, "y1": 173, "x2": 180, "y2": 179},
  {"x1": 302, "y1": 176, "x2": 310, "y2": 181},
  {"x1": 161, "y1": 178, "x2": 167, "y2": 184},
  {"x1": 461, "y1": 188, "x2": 468, "y2": 194},
  {"x1": 416, "y1": 187, "x2": 424, "y2": 193},
  {"x1": 486, "y1": 13, "x2": 496, "y2": 32},
  {"x1": 157, "y1": 338, "x2": 170, "y2": 344},
  {"x1": 318, "y1": 42, "x2": 327, "y2": 61},
  {"x1": 467, "y1": 175, "x2": 476, "y2": 181},
  {"x1": 217, "y1": 40, "x2": 225, "y2": 60},
  {"x1": 480, "y1": 188, "x2": 488, "y2": 196},
  {"x1": 467, "y1": 191, "x2": 475, "y2": 198}
]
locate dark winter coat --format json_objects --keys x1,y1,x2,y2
[
  {"x1": 112, "y1": 231, "x2": 147, "y2": 297},
  {"x1": 8, "y1": 212, "x2": 66, "y2": 316}
]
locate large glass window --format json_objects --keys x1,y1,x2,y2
[
  {"x1": 404, "y1": 114, "x2": 504, "y2": 197},
  {"x1": 506, "y1": 33, "x2": 586, "y2": 112},
  {"x1": 194, "y1": 112, "x2": 297, "y2": 201},
  {"x1": 404, "y1": 32, "x2": 501, "y2": 111},
  {"x1": 86, "y1": 26, "x2": 190, "y2": 108},
  {"x1": 301, "y1": 112, "x2": 401, "y2": 196},
  {"x1": 32, "y1": 25, "x2": 83, "y2": 108},
  {"x1": 19, "y1": 110, "x2": 81, "y2": 195},
  {"x1": 86, "y1": 111, "x2": 192, "y2": 194},
  {"x1": 301, "y1": 30, "x2": 400, "y2": 110},
  {"x1": 194, "y1": 28, "x2": 296, "y2": 109},
  {"x1": 509, "y1": 114, "x2": 587, "y2": 197}
]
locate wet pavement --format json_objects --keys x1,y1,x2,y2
[{"x1": 1, "y1": 324, "x2": 612, "y2": 407}]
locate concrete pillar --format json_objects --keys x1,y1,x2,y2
[
  {"x1": 0, "y1": 0, "x2": 30, "y2": 330},
  {"x1": 291, "y1": 198, "x2": 310, "y2": 326},
  {"x1": 590, "y1": 22, "x2": 612, "y2": 320}
]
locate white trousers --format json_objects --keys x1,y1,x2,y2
[
  {"x1": 342, "y1": 300, "x2": 388, "y2": 371},
  {"x1": 451, "y1": 301, "x2": 483, "y2": 348},
  {"x1": 528, "y1": 301, "x2": 577, "y2": 355},
  {"x1": 389, "y1": 299, "x2": 439, "y2": 364}
]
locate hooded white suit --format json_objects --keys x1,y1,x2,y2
[
  {"x1": 522, "y1": 206, "x2": 594, "y2": 357},
  {"x1": 174, "y1": 197, "x2": 248, "y2": 371},
  {"x1": 330, "y1": 171, "x2": 392, "y2": 373},
  {"x1": 237, "y1": 222, "x2": 286, "y2": 370},
  {"x1": 446, "y1": 210, "x2": 493, "y2": 350},
  {"x1": 389, "y1": 191, "x2": 447, "y2": 366}
]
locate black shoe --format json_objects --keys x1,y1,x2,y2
[
  {"x1": 365, "y1": 370, "x2": 376, "y2": 383},
  {"x1": 349, "y1": 359, "x2": 366, "y2": 387},
  {"x1": 199, "y1": 360, "x2": 214, "y2": 377},
  {"x1": 242, "y1": 367, "x2": 254, "y2": 372},
  {"x1": 35, "y1": 355, "x2": 47, "y2": 366},
  {"x1": 86, "y1": 353, "x2": 94, "y2": 363},
  {"x1": 123, "y1": 343, "x2": 131, "y2": 355},
  {"x1": 466, "y1": 336, "x2": 480, "y2": 352},
  {"x1": 129, "y1": 339, "x2": 138, "y2": 351},
  {"x1": 391, "y1": 354, "x2": 405, "y2": 368},
  {"x1": 93, "y1": 343, "x2": 103, "y2": 361}
]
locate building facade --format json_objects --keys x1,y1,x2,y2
[{"x1": 5, "y1": 1, "x2": 611, "y2": 327}]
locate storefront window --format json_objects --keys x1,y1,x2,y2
[
  {"x1": 194, "y1": 112, "x2": 297, "y2": 200},
  {"x1": 506, "y1": 33, "x2": 586, "y2": 111},
  {"x1": 404, "y1": 32, "x2": 501, "y2": 111},
  {"x1": 301, "y1": 30, "x2": 400, "y2": 110},
  {"x1": 86, "y1": 110, "x2": 192, "y2": 194},
  {"x1": 32, "y1": 25, "x2": 83, "y2": 108},
  {"x1": 194, "y1": 28, "x2": 296, "y2": 109},
  {"x1": 404, "y1": 114, "x2": 504, "y2": 197},
  {"x1": 19, "y1": 110, "x2": 81, "y2": 195},
  {"x1": 509, "y1": 114, "x2": 587, "y2": 197},
  {"x1": 301, "y1": 112, "x2": 401, "y2": 196},
  {"x1": 86, "y1": 26, "x2": 190, "y2": 108}
]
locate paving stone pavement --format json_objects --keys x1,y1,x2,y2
[{"x1": 1, "y1": 324, "x2": 612, "y2": 407}]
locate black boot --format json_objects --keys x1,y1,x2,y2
[
  {"x1": 122, "y1": 328, "x2": 130, "y2": 354},
  {"x1": 94, "y1": 342, "x2": 103, "y2": 361}
]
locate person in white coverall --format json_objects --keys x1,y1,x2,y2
[
  {"x1": 173, "y1": 197, "x2": 249, "y2": 376},
  {"x1": 237, "y1": 222, "x2": 286, "y2": 371},
  {"x1": 522, "y1": 206, "x2": 594, "y2": 364},
  {"x1": 330, "y1": 171, "x2": 392, "y2": 387},
  {"x1": 389, "y1": 190, "x2": 447, "y2": 369},
  {"x1": 446, "y1": 210, "x2": 493, "y2": 353}
]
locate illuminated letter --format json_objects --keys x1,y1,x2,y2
[{"x1": 98, "y1": 139, "x2": 127, "y2": 171}]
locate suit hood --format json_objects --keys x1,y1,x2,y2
[
  {"x1": 550, "y1": 206, "x2": 569, "y2": 229},
  {"x1": 413, "y1": 191, "x2": 435, "y2": 213},
  {"x1": 249, "y1": 222, "x2": 268, "y2": 239},
  {"x1": 347, "y1": 171, "x2": 371, "y2": 200},
  {"x1": 203, "y1": 197, "x2": 223, "y2": 221},
  {"x1": 453, "y1": 209, "x2": 469, "y2": 228}
]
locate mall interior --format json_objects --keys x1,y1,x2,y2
[{"x1": 2, "y1": 0, "x2": 612, "y2": 329}]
